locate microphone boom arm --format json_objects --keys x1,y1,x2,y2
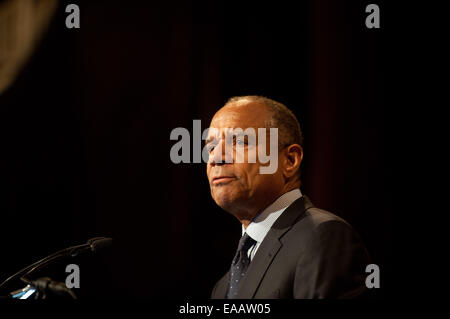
[{"x1": 0, "y1": 237, "x2": 112, "y2": 292}]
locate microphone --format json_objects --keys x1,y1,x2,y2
[
  {"x1": 87, "y1": 237, "x2": 113, "y2": 253},
  {"x1": 0, "y1": 237, "x2": 112, "y2": 291},
  {"x1": 27, "y1": 277, "x2": 78, "y2": 299}
]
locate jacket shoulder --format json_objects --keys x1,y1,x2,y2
[{"x1": 284, "y1": 205, "x2": 364, "y2": 249}]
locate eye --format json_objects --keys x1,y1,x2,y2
[
  {"x1": 206, "y1": 143, "x2": 216, "y2": 153},
  {"x1": 234, "y1": 136, "x2": 247, "y2": 146}
]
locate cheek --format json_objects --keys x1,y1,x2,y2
[
  {"x1": 234, "y1": 163, "x2": 260, "y2": 189},
  {"x1": 249, "y1": 165, "x2": 281, "y2": 192},
  {"x1": 246, "y1": 145, "x2": 258, "y2": 163}
]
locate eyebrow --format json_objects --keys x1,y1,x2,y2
[
  {"x1": 205, "y1": 130, "x2": 253, "y2": 144},
  {"x1": 205, "y1": 136, "x2": 217, "y2": 145}
]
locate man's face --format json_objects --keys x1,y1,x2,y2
[{"x1": 206, "y1": 101, "x2": 284, "y2": 217}]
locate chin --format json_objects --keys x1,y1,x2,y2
[{"x1": 211, "y1": 187, "x2": 244, "y2": 212}]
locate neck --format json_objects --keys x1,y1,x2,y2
[{"x1": 236, "y1": 182, "x2": 300, "y2": 229}]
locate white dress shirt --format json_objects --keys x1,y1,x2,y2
[{"x1": 243, "y1": 188, "x2": 303, "y2": 261}]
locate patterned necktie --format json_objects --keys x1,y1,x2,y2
[{"x1": 227, "y1": 232, "x2": 257, "y2": 299}]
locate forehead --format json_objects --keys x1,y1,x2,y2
[{"x1": 209, "y1": 101, "x2": 270, "y2": 130}]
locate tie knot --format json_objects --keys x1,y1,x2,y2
[{"x1": 238, "y1": 233, "x2": 256, "y2": 252}]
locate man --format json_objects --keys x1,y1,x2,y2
[{"x1": 206, "y1": 96, "x2": 371, "y2": 299}]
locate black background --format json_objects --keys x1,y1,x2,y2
[{"x1": 0, "y1": 0, "x2": 390, "y2": 299}]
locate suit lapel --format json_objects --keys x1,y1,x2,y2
[
  {"x1": 235, "y1": 233, "x2": 282, "y2": 298},
  {"x1": 235, "y1": 195, "x2": 314, "y2": 298}
]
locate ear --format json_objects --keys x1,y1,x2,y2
[{"x1": 282, "y1": 144, "x2": 303, "y2": 179}]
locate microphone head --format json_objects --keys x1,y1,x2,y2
[
  {"x1": 88, "y1": 237, "x2": 113, "y2": 252},
  {"x1": 86, "y1": 237, "x2": 106, "y2": 245}
]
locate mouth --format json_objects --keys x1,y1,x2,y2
[{"x1": 212, "y1": 176, "x2": 236, "y2": 185}]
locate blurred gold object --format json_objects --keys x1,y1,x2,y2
[{"x1": 0, "y1": 0, "x2": 57, "y2": 94}]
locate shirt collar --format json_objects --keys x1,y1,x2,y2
[{"x1": 242, "y1": 188, "x2": 303, "y2": 243}]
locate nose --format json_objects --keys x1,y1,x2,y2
[{"x1": 209, "y1": 139, "x2": 232, "y2": 166}]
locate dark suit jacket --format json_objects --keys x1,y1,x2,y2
[{"x1": 211, "y1": 195, "x2": 371, "y2": 299}]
